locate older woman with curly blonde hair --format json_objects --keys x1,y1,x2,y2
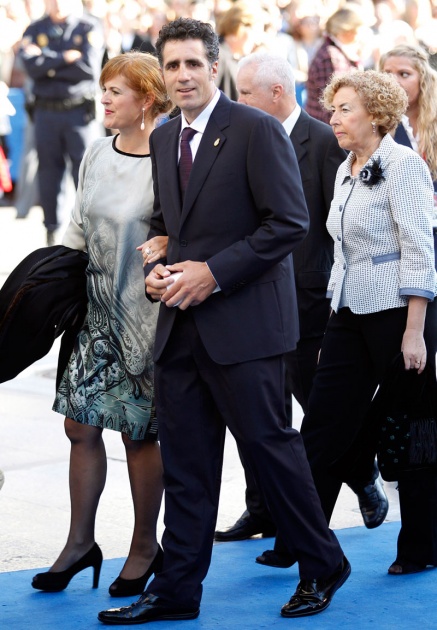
[
  {"x1": 299, "y1": 70, "x2": 437, "y2": 576},
  {"x1": 322, "y1": 69, "x2": 408, "y2": 136}
]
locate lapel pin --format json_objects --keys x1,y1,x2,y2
[{"x1": 214, "y1": 138, "x2": 220, "y2": 147}]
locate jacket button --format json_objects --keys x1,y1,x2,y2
[
  {"x1": 337, "y1": 235, "x2": 341, "y2": 241},
  {"x1": 180, "y1": 240, "x2": 187, "y2": 247},
  {"x1": 339, "y1": 205, "x2": 343, "y2": 212},
  {"x1": 343, "y1": 263, "x2": 346, "y2": 270}
]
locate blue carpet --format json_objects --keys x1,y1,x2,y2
[{"x1": 2, "y1": 523, "x2": 437, "y2": 629}]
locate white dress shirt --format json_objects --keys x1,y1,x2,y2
[
  {"x1": 282, "y1": 104, "x2": 301, "y2": 136},
  {"x1": 179, "y1": 87, "x2": 221, "y2": 161}
]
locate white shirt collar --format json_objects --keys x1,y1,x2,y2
[
  {"x1": 400, "y1": 114, "x2": 419, "y2": 153},
  {"x1": 179, "y1": 88, "x2": 221, "y2": 160},
  {"x1": 282, "y1": 105, "x2": 301, "y2": 137},
  {"x1": 180, "y1": 87, "x2": 220, "y2": 136}
]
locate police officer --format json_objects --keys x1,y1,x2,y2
[{"x1": 19, "y1": 0, "x2": 104, "y2": 245}]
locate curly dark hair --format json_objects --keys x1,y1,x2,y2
[{"x1": 155, "y1": 17, "x2": 219, "y2": 68}]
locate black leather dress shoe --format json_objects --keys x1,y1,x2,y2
[
  {"x1": 281, "y1": 555, "x2": 351, "y2": 618},
  {"x1": 214, "y1": 510, "x2": 276, "y2": 542},
  {"x1": 352, "y1": 477, "x2": 389, "y2": 529},
  {"x1": 256, "y1": 549, "x2": 296, "y2": 568},
  {"x1": 97, "y1": 593, "x2": 199, "y2": 625}
]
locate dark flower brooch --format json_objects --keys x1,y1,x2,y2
[{"x1": 359, "y1": 157, "x2": 384, "y2": 187}]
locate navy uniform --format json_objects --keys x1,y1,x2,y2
[{"x1": 19, "y1": 11, "x2": 104, "y2": 243}]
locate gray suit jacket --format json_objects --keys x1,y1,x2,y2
[{"x1": 327, "y1": 133, "x2": 436, "y2": 313}]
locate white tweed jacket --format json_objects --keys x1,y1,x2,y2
[{"x1": 326, "y1": 133, "x2": 437, "y2": 314}]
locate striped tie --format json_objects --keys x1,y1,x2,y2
[{"x1": 178, "y1": 127, "x2": 197, "y2": 199}]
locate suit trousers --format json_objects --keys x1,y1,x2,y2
[
  {"x1": 240, "y1": 333, "x2": 325, "y2": 526},
  {"x1": 146, "y1": 309, "x2": 343, "y2": 608},
  {"x1": 241, "y1": 290, "x2": 329, "y2": 526},
  {"x1": 301, "y1": 303, "x2": 437, "y2": 539}
]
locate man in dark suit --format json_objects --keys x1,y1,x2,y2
[
  {"x1": 213, "y1": 52, "x2": 387, "y2": 558},
  {"x1": 98, "y1": 18, "x2": 350, "y2": 625},
  {"x1": 214, "y1": 50, "x2": 344, "y2": 549},
  {"x1": 215, "y1": 53, "x2": 388, "y2": 556},
  {"x1": 237, "y1": 52, "x2": 346, "y2": 426}
]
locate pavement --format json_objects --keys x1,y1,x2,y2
[{"x1": 0, "y1": 203, "x2": 401, "y2": 575}]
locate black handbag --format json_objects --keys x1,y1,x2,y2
[{"x1": 375, "y1": 354, "x2": 437, "y2": 481}]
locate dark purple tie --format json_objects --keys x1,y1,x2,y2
[{"x1": 178, "y1": 127, "x2": 197, "y2": 198}]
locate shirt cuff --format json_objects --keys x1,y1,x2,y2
[{"x1": 206, "y1": 261, "x2": 220, "y2": 293}]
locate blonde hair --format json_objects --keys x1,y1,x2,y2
[
  {"x1": 326, "y1": 5, "x2": 364, "y2": 36},
  {"x1": 322, "y1": 70, "x2": 408, "y2": 135},
  {"x1": 100, "y1": 52, "x2": 172, "y2": 119},
  {"x1": 216, "y1": 2, "x2": 259, "y2": 37},
  {"x1": 380, "y1": 45, "x2": 437, "y2": 181}
]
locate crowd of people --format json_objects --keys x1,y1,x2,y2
[
  {"x1": 0, "y1": 0, "x2": 436, "y2": 193},
  {"x1": 1, "y1": 1, "x2": 436, "y2": 92},
  {"x1": 1, "y1": 0, "x2": 436, "y2": 213},
  {"x1": 1, "y1": 0, "x2": 437, "y2": 626}
]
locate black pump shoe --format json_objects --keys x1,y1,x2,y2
[
  {"x1": 32, "y1": 542, "x2": 103, "y2": 592},
  {"x1": 108, "y1": 545, "x2": 164, "y2": 597},
  {"x1": 388, "y1": 559, "x2": 429, "y2": 575}
]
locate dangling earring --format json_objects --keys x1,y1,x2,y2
[
  {"x1": 140, "y1": 108, "x2": 145, "y2": 131},
  {"x1": 371, "y1": 121, "x2": 376, "y2": 134}
]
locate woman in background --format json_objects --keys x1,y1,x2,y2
[
  {"x1": 380, "y1": 44, "x2": 437, "y2": 191},
  {"x1": 305, "y1": 4, "x2": 364, "y2": 123},
  {"x1": 215, "y1": 1, "x2": 263, "y2": 101}
]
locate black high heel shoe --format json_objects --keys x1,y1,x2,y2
[
  {"x1": 108, "y1": 545, "x2": 164, "y2": 597},
  {"x1": 388, "y1": 559, "x2": 428, "y2": 575},
  {"x1": 31, "y1": 543, "x2": 103, "y2": 592}
]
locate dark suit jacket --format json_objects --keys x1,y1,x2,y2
[
  {"x1": 290, "y1": 110, "x2": 346, "y2": 337},
  {"x1": 147, "y1": 92, "x2": 309, "y2": 364},
  {"x1": 394, "y1": 123, "x2": 437, "y2": 193}
]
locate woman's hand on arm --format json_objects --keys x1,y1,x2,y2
[
  {"x1": 401, "y1": 296, "x2": 428, "y2": 373},
  {"x1": 137, "y1": 236, "x2": 169, "y2": 266}
]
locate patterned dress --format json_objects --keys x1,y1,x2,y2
[{"x1": 53, "y1": 135, "x2": 159, "y2": 440}]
